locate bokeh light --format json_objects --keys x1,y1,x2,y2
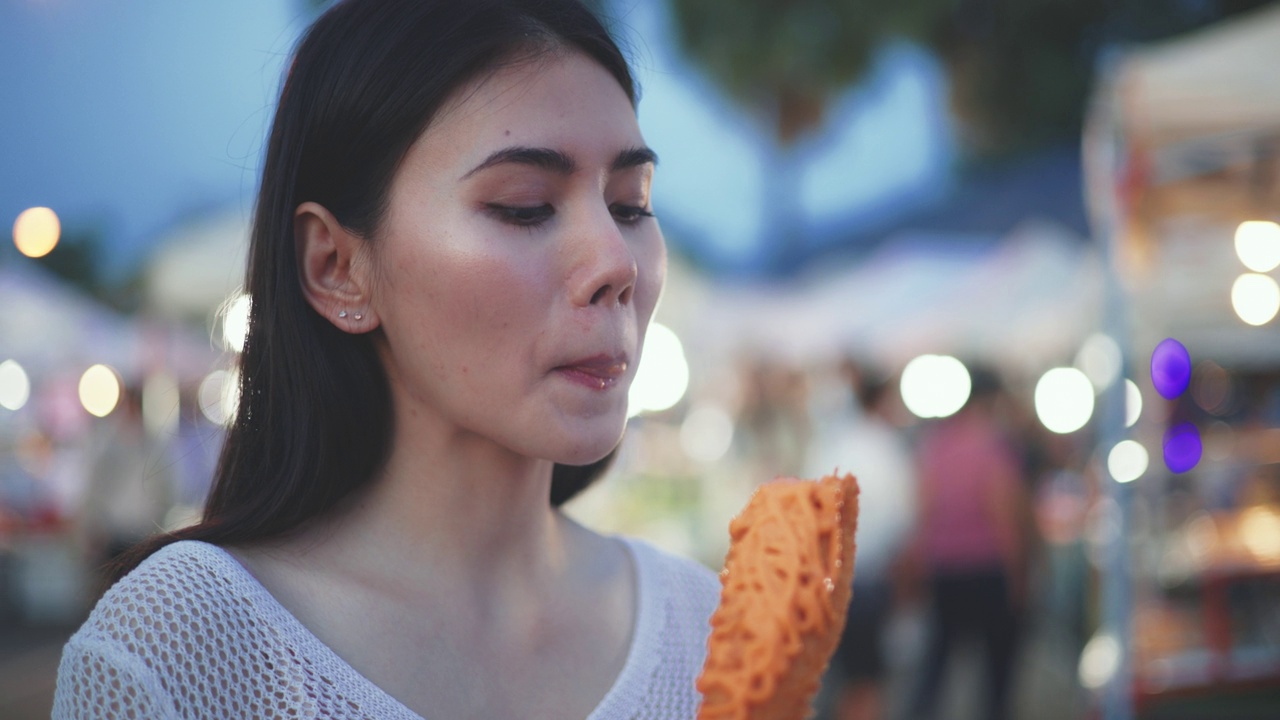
[
  {"x1": 1162, "y1": 422, "x2": 1202, "y2": 474},
  {"x1": 1125, "y1": 379, "x2": 1142, "y2": 428},
  {"x1": 1075, "y1": 332, "x2": 1122, "y2": 391},
  {"x1": 1079, "y1": 632, "x2": 1122, "y2": 690},
  {"x1": 899, "y1": 354, "x2": 971, "y2": 419},
  {"x1": 628, "y1": 323, "x2": 689, "y2": 417},
  {"x1": 79, "y1": 364, "x2": 121, "y2": 418},
  {"x1": 1150, "y1": 338, "x2": 1192, "y2": 399},
  {"x1": 13, "y1": 206, "x2": 61, "y2": 258},
  {"x1": 1107, "y1": 440, "x2": 1148, "y2": 483},
  {"x1": 0, "y1": 359, "x2": 31, "y2": 411},
  {"x1": 1190, "y1": 361, "x2": 1233, "y2": 415},
  {"x1": 1204, "y1": 420, "x2": 1236, "y2": 462},
  {"x1": 142, "y1": 372, "x2": 180, "y2": 437},
  {"x1": 222, "y1": 293, "x2": 252, "y2": 353},
  {"x1": 1034, "y1": 367, "x2": 1094, "y2": 434},
  {"x1": 1185, "y1": 513, "x2": 1220, "y2": 560},
  {"x1": 1234, "y1": 220, "x2": 1280, "y2": 273},
  {"x1": 199, "y1": 369, "x2": 240, "y2": 426},
  {"x1": 679, "y1": 403, "x2": 735, "y2": 463},
  {"x1": 1231, "y1": 273, "x2": 1280, "y2": 326},
  {"x1": 1239, "y1": 506, "x2": 1280, "y2": 563}
]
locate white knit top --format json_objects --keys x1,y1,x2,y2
[{"x1": 54, "y1": 537, "x2": 720, "y2": 719}]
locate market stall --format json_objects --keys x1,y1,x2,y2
[{"x1": 1084, "y1": 4, "x2": 1280, "y2": 717}]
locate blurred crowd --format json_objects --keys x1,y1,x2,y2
[
  {"x1": 732, "y1": 357, "x2": 1093, "y2": 720},
  {"x1": 726, "y1": 354, "x2": 1280, "y2": 720},
  {"x1": 0, "y1": 382, "x2": 222, "y2": 623},
  {"x1": 3, "y1": 351, "x2": 1280, "y2": 719}
]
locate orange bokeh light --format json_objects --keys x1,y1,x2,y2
[{"x1": 13, "y1": 206, "x2": 61, "y2": 258}]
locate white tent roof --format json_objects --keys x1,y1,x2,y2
[
  {"x1": 671, "y1": 220, "x2": 1102, "y2": 378},
  {"x1": 0, "y1": 264, "x2": 221, "y2": 385},
  {"x1": 1121, "y1": 3, "x2": 1280, "y2": 149},
  {"x1": 1, "y1": 264, "x2": 139, "y2": 377},
  {"x1": 146, "y1": 207, "x2": 250, "y2": 323},
  {"x1": 1094, "y1": 4, "x2": 1280, "y2": 362}
]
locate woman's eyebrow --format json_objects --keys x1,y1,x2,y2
[
  {"x1": 461, "y1": 145, "x2": 658, "y2": 179},
  {"x1": 462, "y1": 147, "x2": 575, "y2": 179},
  {"x1": 612, "y1": 146, "x2": 658, "y2": 171}
]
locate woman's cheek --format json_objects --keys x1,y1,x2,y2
[{"x1": 639, "y1": 234, "x2": 667, "y2": 317}]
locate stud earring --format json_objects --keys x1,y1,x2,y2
[
  {"x1": 338, "y1": 310, "x2": 348, "y2": 319},
  {"x1": 353, "y1": 312, "x2": 364, "y2": 321}
]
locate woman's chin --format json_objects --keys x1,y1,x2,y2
[{"x1": 553, "y1": 427, "x2": 626, "y2": 467}]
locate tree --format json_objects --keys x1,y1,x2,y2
[
  {"x1": 668, "y1": 0, "x2": 948, "y2": 145},
  {"x1": 664, "y1": 0, "x2": 1278, "y2": 271},
  {"x1": 671, "y1": 0, "x2": 1279, "y2": 161}
]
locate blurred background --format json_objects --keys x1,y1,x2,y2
[{"x1": 3, "y1": 1, "x2": 1280, "y2": 718}]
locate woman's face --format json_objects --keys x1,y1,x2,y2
[{"x1": 368, "y1": 50, "x2": 665, "y2": 466}]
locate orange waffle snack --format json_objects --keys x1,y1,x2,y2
[{"x1": 696, "y1": 473, "x2": 859, "y2": 720}]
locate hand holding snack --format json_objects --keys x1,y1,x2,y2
[{"x1": 697, "y1": 473, "x2": 860, "y2": 720}]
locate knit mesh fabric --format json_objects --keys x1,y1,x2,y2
[{"x1": 54, "y1": 538, "x2": 719, "y2": 720}]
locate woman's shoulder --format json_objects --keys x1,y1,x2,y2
[
  {"x1": 68, "y1": 540, "x2": 263, "y2": 649},
  {"x1": 56, "y1": 540, "x2": 294, "y2": 718}
]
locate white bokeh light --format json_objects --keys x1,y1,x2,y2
[
  {"x1": 1234, "y1": 220, "x2": 1280, "y2": 273},
  {"x1": 1231, "y1": 273, "x2": 1280, "y2": 326},
  {"x1": 0, "y1": 359, "x2": 31, "y2": 411},
  {"x1": 1035, "y1": 367, "x2": 1094, "y2": 434},
  {"x1": 1108, "y1": 440, "x2": 1148, "y2": 483},
  {"x1": 1079, "y1": 632, "x2": 1123, "y2": 690},
  {"x1": 900, "y1": 354, "x2": 971, "y2": 419},
  {"x1": 1075, "y1": 333, "x2": 1122, "y2": 392},
  {"x1": 142, "y1": 372, "x2": 180, "y2": 436},
  {"x1": 222, "y1": 293, "x2": 253, "y2": 353},
  {"x1": 79, "y1": 364, "x2": 122, "y2": 418},
  {"x1": 199, "y1": 369, "x2": 240, "y2": 426},
  {"x1": 679, "y1": 403, "x2": 735, "y2": 463},
  {"x1": 1125, "y1": 379, "x2": 1142, "y2": 428},
  {"x1": 628, "y1": 323, "x2": 689, "y2": 417}
]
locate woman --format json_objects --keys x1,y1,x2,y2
[{"x1": 53, "y1": 1, "x2": 721, "y2": 717}]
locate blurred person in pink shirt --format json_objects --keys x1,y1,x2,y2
[{"x1": 905, "y1": 366, "x2": 1029, "y2": 720}]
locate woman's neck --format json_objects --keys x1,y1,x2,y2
[
  {"x1": 354, "y1": 437, "x2": 559, "y2": 570},
  {"x1": 315, "y1": 415, "x2": 570, "y2": 594}
]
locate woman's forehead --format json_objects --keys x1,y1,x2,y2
[{"x1": 414, "y1": 51, "x2": 643, "y2": 170}]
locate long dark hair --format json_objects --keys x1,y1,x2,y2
[{"x1": 113, "y1": 0, "x2": 635, "y2": 581}]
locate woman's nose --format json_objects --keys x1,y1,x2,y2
[{"x1": 568, "y1": 209, "x2": 638, "y2": 308}]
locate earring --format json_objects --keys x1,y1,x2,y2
[
  {"x1": 353, "y1": 312, "x2": 364, "y2": 321},
  {"x1": 338, "y1": 310, "x2": 348, "y2": 319}
]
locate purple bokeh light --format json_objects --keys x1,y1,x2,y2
[
  {"x1": 1151, "y1": 338, "x2": 1192, "y2": 400},
  {"x1": 1163, "y1": 422, "x2": 1202, "y2": 474}
]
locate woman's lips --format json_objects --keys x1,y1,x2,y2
[{"x1": 555, "y1": 355, "x2": 628, "y2": 390}]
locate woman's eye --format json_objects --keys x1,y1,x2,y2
[
  {"x1": 611, "y1": 204, "x2": 655, "y2": 225},
  {"x1": 486, "y1": 203, "x2": 554, "y2": 227}
]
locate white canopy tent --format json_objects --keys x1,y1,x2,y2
[
  {"x1": 145, "y1": 207, "x2": 251, "y2": 325},
  {"x1": 0, "y1": 264, "x2": 221, "y2": 387},
  {"x1": 0, "y1": 264, "x2": 139, "y2": 377},
  {"x1": 666, "y1": 219, "x2": 1103, "y2": 386},
  {"x1": 1093, "y1": 2, "x2": 1280, "y2": 365},
  {"x1": 1118, "y1": 3, "x2": 1280, "y2": 150}
]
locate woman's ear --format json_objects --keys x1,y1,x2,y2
[{"x1": 295, "y1": 201, "x2": 381, "y2": 333}]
